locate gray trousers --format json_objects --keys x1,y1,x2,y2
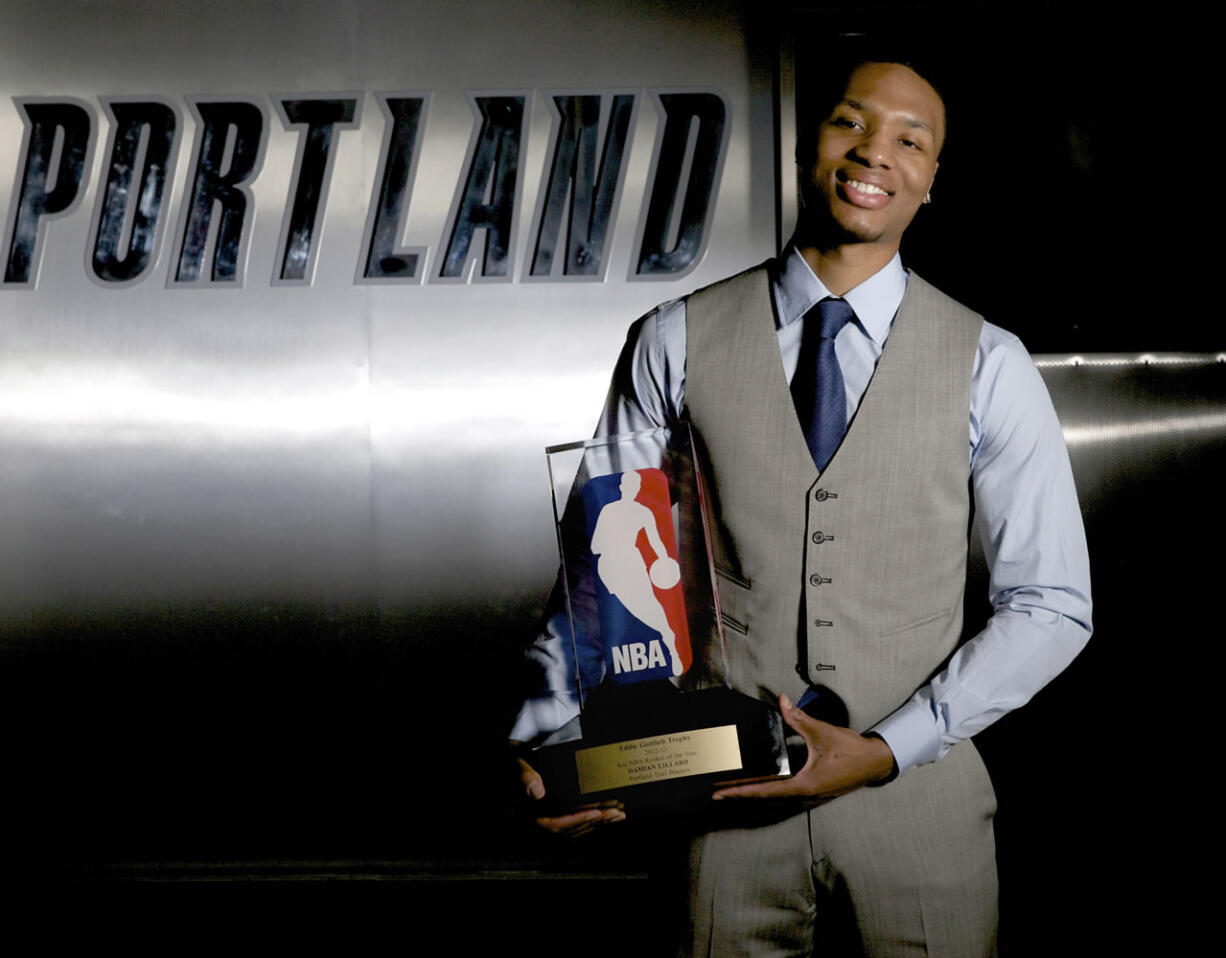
[{"x1": 681, "y1": 743, "x2": 998, "y2": 957}]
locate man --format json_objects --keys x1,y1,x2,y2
[{"x1": 513, "y1": 58, "x2": 1092, "y2": 955}]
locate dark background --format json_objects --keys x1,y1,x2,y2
[{"x1": 794, "y1": 1, "x2": 1213, "y2": 355}]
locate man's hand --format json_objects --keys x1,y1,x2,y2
[
  {"x1": 712, "y1": 694, "x2": 895, "y2": 805},
  {"x1": 516, "y1": 755, "x2": 626, "y2": 838}
]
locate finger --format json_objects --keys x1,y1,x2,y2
[
  {"x1": 534, "y1": 807, "x2": 605, "y2": 835},
  {"x1": 778, "y1": 693, "x2": 824, "y2": 739},
  {"x1": 517, "y1": 757, "x2": 546, "y2": 800},
  {"x1": 538, "y1": 806, "x2": 626, "y2": 838},
  {"x1": 778, "y1": 693, "x2": 804, "y2": 734},
  {"x1": 565, "y1": 808, "x2": 627, "y2": 839},
  {"x1": 712, "y1": 779, "x2": 806, "y2": 801}
]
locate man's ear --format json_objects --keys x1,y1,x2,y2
[
  {"x1": 796, "y1": 165, "x2": 818, "y2": 215},
  {"x1": 923, "y1": 162, "x2": 939, "y2": 204}
]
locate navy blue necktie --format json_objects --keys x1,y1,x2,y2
[{"x1": 791, "y1": 297, "x2": 854, "y2": 471}]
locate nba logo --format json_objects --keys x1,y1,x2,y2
[{"x1": 582, "y1": 468, "x2": 691, "y2": 684}]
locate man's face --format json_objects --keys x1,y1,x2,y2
[{"x1": 803, "y1": 62, "x2": 945, "y2": 250}]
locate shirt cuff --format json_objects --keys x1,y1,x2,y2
[{"x1": 868, "y1": 698, "x2": 942, "y2": 776}]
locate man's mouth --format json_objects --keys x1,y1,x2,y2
[
  {"x1": 845, "y1": 179, "x2": 889, "y2": 197},
  {"x1": 835, "y1": 173, "x2": 892, "y2": 209}
]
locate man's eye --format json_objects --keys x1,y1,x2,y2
[
  {"x1": 832, "y1": 117, "x2": 861, "y2": 130},
  {"x1": 899, "y1": 138, "x2": 919, "y2": 149}
]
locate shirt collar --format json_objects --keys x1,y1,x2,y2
[{"x1": 772, "y1": 243, "x2": 907, "y2": 347}]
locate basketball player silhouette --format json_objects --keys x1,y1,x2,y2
[{"x1": 589, "y1": 470, "x2": 683, "y2": 676}]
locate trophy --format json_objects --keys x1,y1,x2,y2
[{"x1": 529, "y1": 424, "x2": 790, "y2": 814}]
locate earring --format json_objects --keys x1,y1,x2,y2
[{"x1": 923, "y1": 190, "x2": 932, "y2": 205}]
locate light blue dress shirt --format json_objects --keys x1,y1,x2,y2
[{"x1": 514, "y1": 246, "x2": 1093, "y2": 777}]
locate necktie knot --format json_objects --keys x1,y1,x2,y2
[{"x1": 817, "y1": 297, "x2": 854, "y2": 341}]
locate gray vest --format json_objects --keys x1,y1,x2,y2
[{"x1": 686, "y1": 265, "x2": 983, "y2": 731}]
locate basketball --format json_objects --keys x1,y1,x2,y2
[{"x1": 648, "y1": 556, "x2": 681, "y2": 589}]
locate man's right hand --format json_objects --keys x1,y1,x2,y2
[{"x1": 517, "y1": 756, "x2": 626, "y2": 838}]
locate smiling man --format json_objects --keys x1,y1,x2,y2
[
  {"x1": 514, "y1": 57, "x2": 1092, "y2": 956},
  {"x1": 802, "y1": 62, "x2": 943, "y2": 260}
]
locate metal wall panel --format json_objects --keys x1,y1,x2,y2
[{"x1": 0, "y1": 0, "x2": 777, "y2": 635}]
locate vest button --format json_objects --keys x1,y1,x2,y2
[
  {"x1": 809, "y1": 573, "x2": 830, "y2": 586},
  {"x1": 815, "y1": 489, "x2": 828, "y2": 501},
  {"x1": 812, "y1": 531, "x2": 827, "y2": 544}
]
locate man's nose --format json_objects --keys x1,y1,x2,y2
[{"x1": 849, "y1": 130, "x2": 891, "y2": 167}]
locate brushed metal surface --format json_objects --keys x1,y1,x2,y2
[{"x1": 0, "y1": 0, "x2": 776, "y2": 637}]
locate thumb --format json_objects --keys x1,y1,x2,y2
[
  {"x1": 517, "y1": 757, "x2": 546, "y2": 800},
  {"x1": 779, "y1": 693, "x2": 824, "y2": 742}
]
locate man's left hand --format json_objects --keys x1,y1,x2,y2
[{"x1": 712, "y1": 693, "x2": 895, "y2": 805}]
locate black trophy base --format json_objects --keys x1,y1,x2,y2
[{"x1": 528, "y1": 681, "x2": 790, "y2": 815}]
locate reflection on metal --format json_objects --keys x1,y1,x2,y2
[
  {"x1": 0, "y1": 364, "x2": 618, "y2": 448},
  {"x1": 1035, "y1": 354, "x2": 1226, "y2": 368},
  {"x1": 1035, "y1": 353, "x2": 1226, "y2": 454},
  {"x1": 389, "y1": 372, "x2": 612, "y2": 444},
  {"x1": 0, "y1": 366, "x2": 368, "y2": 441},
  {"x1": 4, "y1": 98, "x2": 94, "y2": 285},
  {"x1": 1062, "y1": 412, "x2": 1226, "y2": 447}
]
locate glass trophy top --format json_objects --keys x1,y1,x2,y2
[{"x1": 546, "y1": 425, "x2": 728, "y2": 708}]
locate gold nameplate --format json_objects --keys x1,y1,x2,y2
[{"x1": 574, "y1": 725, "x2": 742, "y2": 794}]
